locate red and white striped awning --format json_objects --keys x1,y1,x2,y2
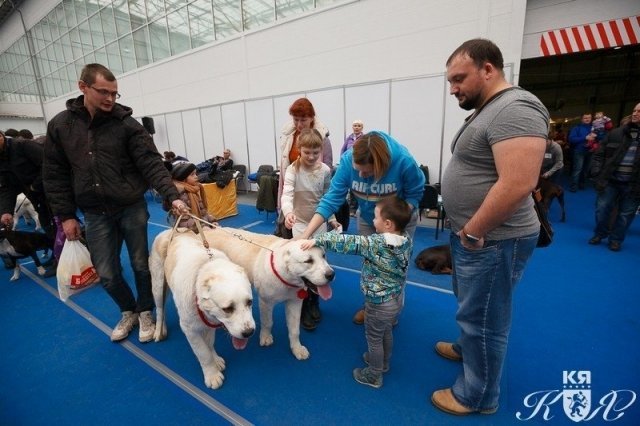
[{"x1": 540, "y1": 15, "x2": 640, "y2": 56}]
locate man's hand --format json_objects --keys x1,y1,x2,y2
[
  {"x1": 62, "y1": 218, "x2": 82, "y2": 241},
  {"x1": 1, "y1": 213, "x2": 13, "y2": 228},
  {"x1": 171, "y1": 199, "x2": 189, "y2": 215}
]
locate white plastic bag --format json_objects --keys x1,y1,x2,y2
[{"x1": 56, "y1": 239, "x2": 99, "y2": 301}]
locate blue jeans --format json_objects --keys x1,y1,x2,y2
[
  {"x1": 594, "y1": 181, "x2": 640, "y2": 243},
  {"x1": 449, "y1": 232, "x2": 538, "y2": 411},
  {"x1": 364, "y1": 296, "x2": 403, "y2": 376},
  {"x1": 571, "y1": 150, "x2": 590, "y2": 187},
  {"x1": 84, "y1": 200, "x2": 154, "y2": 313}
]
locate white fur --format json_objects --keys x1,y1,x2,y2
[
  {"x1": 150, "y1": 229, "x2": 255, "y2": 389},
  {"x1": 13, "y1": 193, "x2": 41, "y2": 230},
  {"x1": 202, "y1": 227, "x2": 335, "y2": 360},
  {"x1": 0, "y1": 238, "x2": 46, "y2": 281}
]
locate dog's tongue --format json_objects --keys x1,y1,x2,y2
[
  {"x1": 317, "y1": 284, "x2": 332, "y2": 301},
  {"x1": 232, "y1": 337, "x2": 248, "y2": 350}
]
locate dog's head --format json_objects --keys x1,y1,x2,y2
[
  {"x1": 195, "y1": 257, "x2": 256, "y2": 350},
  {"x1": 281, "y1": 240, "x2": 335, "y2": 300}
]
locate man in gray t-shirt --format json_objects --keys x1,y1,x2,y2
[{"x1": 431, "y1": 39, "x2": 549, "y2": 417}]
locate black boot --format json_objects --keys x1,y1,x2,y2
[
  {"x1": 300, "y1": 297, "x2": 317, "y2": 331},
  {"x1": 308, "y1": 291, "x2": 321, "y2": 323}
]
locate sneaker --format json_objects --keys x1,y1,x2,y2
[
  {"x1": 362, "y1": 352, "x2": 389, "y2": 373},
  {"x1": 588, "y1": 236, "x2": 602, "y2": 245},
  {"x1": 110, "y1": 311, "x2": 139, "y2": 342},
  {"x1": 353, "y1": 367, "x2": 382, "y2": 388},
  {"x1": 608, "y1": 241, "x2": 621, "y2": 252},
  {"x1": 138, "y1": 311, "x2": 156, "y2": 343}
]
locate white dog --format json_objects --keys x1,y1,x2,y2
[
  {"x1": 150, "y1": 229, "x2": 256, "y2": 389},
  {"x1": 202, "y1": 226, "x2": 335, "y2": 360},
  {"x1": 14, "y1": 193, "x2": 41, "y2": 230}
]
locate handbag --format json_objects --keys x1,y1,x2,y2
[
  {"x1": 532, "y1": 189, "x2": 553, "y2": 248},
  {"x1": 56, "y1": 239, "x2": 100, "y2": 301}
]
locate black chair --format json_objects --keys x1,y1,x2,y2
[
  {"x1": 232, "y1": 164, "x2": 248, "y2": 193},
  {"x1": 248, "y1": 164, "x2": 275, "y2": 187},
  {"x1": 419, "y1": 184, "x2": 445, "y2": 239}
]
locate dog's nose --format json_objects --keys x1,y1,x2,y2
[
  {"x1": 242, "y1": 328, "x2": 255, "y2": 338},
  {"x1": 326, "y1": 269, "x2": 335, "y2": 281}
]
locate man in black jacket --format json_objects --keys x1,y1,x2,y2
[
  {"x1": 44, "y1": 63, "x2": 188, "y2": 343},
  {"x1": 589, "y1": 102, "x2": 640, "y2": 252}
]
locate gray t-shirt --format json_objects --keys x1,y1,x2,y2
[{"x1": 442, "y1": 87, "x2": 549, "y2": 240}]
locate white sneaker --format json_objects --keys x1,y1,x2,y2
[
  {"x1": 110, "y1": 311, "x2": 139, "y2": 342},
  {"x1": 138, "y1": 311, "x2": 155, "y2": 343}
]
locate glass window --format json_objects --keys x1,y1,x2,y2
[
  {"x1": 63, "y1": 0, "x2": 77, "y2": 28},
  {"x1": 167, "y1": 7, "x2": 190, "y2": 55},
  {"x1": 95, "y1": 46, "x2": 108, "y2": 67},
  {"x1": 60, "y1": 33, "x2": 74, "y2": 63},
  {"x1": 243, "y1": 0, "x2": 275, "y2": 31},
  {"x1": 84, "y1": 52, "x2": 97, "y2": 65},
  {"x1": 69, "y1": 28, "x2": 84, "y2": 60},
  {"x1": 149, "y1": 17, "x2": 170, "y2": 62},
  {"x1": 146, "y1": 0, "x2": 165, "y2": 22},
  {"x1": 128, "y1": 0, "x2": 147, "y2": 30},
  {"x1": 48, "y1": 15, "x2": 60, "y2": 40},
  {"x1": 37, "y1": 53, "x2": 50, "y2": 76},
  {"x1": 101, "y1": 5, "x2": 117, "y2": 43},
  {"x1": 106, "y1": 40, "x2": 124, "y2": 75},
  {"x1": 66, "y1": 64, "x2": 78, "y2": 85},
  {"x1": 214, "y1": 2, "x2": 241, "y2": 39},
  {"x1": 55, "y1": 4, "x2": 68, "y2": 34},
  {"x1": 188, "y1": 0, "x2": 214, "y2": 48},
  {"x1": 89, "y1": 13, "x2": 105, "y2": 47},
  {"x1": 132, "y1": 26, "x2": 151, "y2": 68},
  {"x1": 30, "y1": 25, "x2": 44, "y2": 53},
  {"x1": 276, "y1": 0, "x2": 314, "y2": 20},
  {"x1": 41, "y1": 20, "x2": 53, "y2": 45},
  {"x1": 85, "y1": 1, "x2": 101, "y2": 17},
  {"x1": 74, "y1": 0, "x2": 88, "y2": 22},
  {"x1": 119, "y1": 34, "x2": 137, "y2": 72},
  {"x1": 115, "y1": 2, "x2": 132, "y2": 37},
  {"x1": 78, "y1": 20, "x2": 94, "y2": 54}
]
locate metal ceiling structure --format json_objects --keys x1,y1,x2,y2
[{"x1": 0, "y1": 0, "x2": 23, "y2": 28}]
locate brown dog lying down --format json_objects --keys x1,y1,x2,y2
[{"x1": 415, "y1": 244, "x2": 452, "y2": 275}]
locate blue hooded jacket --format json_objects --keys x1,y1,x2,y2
[{"x1": 315, "y1": 131, "x2": 425, "y2": 226}]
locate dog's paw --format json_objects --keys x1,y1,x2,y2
[
  {"x1": 260, "y1": 331, "x2": 274, "y2": 347},
  {"x1": 153, "y1": 324, "x2": 167, "y2": 342},
  {"x1": 37, "y1": 266, "x2": 46, "y2": 276},
  {"x1": 292, "y1": 344, "x2": 310, "y2": 360},
  {"x1": 204, "y1": 370, "x2": 225, "y2": 389},
  {"x1": 213, "y1": 355, "x2": 226, "y2": 371},
  {"x1": 10, "y1": 274, "x2": 19, "y2": 282}
]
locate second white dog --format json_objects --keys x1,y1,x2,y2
[
  {"x1": 14, "y1": 193, "x2": 41, "y2": 230},
  {"x1": 150, "y1": 229, "x2": 255, "y2": 389}
]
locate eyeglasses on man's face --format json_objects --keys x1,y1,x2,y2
[{"x1": 83, "y1": 81, "x2": 121, "y2": 99}]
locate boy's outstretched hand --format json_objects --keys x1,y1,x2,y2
[{"x1": 299, "y1": 239, "x2": 316, "y2": 250}]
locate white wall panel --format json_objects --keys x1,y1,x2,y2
[
  {"x1": 149, "y1": 115, "x2": 169, "y2": 155},
  {"x1": 200, "y1": 106, "x2": 224, "y2": 161},
  {"x1": 181, "y1": 110, "x2": 205, "y2": 163},
  {"x1": 220, "y1": 103, "x2": 247, "y2": 173},
  {"x1": 307, "y1": 88, "x2": 344, "y2": 165},
  {"x1": 245, "y1": 99, "x2": 277, "y2": 175},
  {"x1": 345, "y1": 83, "x2": 390, "y2": 137},
  {"x1": 164, "y1": 113, "x2": 186, "y2": 158}
]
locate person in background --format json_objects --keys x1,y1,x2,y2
[
  {"x1": 433, "y1": 38, "x2": 548, "y2": 416},
  {"x1": 44, "y1": 63, "x2": 188, "y2": 343},
  {"x1": 213, "y1": 148, "x2": 234, "y2": 172},
  {"x1": 588, "y1": 102, "x2": 640, "y2": 252},
  {"x1": 0, "y1": 129, "x2": 57, "y2": 275},
  {"x1": 300, "y1": 196, "x2": 412, "y2": 389},
  {"x1": 568, "y1": 113, "x2": 596, "y2": 192},
  {"x1": 278, "y1": 97, "x2": 333, "y2": 330},
  {"x1": 18, "y1": 129, "x2": 34, "y2": 140},
  {"x1": 341, "y1": 120, "x2": 365, "y2": 216},
  {"x1": 169, "y1": 162, "x2": 216, "y2": 232},
  {"x1": 299, "y1": 131, "x2": 425, "y2": 326},
  {"x1": 541, "y1": 138, "x2": 564, "y2": 184},
  {"x1": 341, "y1": 119, "x2": 364, "y2": 155},
  {"x1": 162, "y1": 151, "x2": 188, "y2": 171}
]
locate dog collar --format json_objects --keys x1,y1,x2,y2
[
  {"x1": 195, "y1": 296, "x2": 224, "y2": 329},
  {"x1": 269, "y1": 252, "x2": 308, "y2": 299}
]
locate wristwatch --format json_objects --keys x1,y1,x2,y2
[{"x1": 464, "y1": 231, "x2": 481, "y2": 244}]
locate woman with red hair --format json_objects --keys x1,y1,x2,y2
[{"x1": 278, "y1": 97, "x2": 334, "y2": 331}]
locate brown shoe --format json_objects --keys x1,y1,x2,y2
[
  {"x1": 435, "y1": 341, "x2": 462, "y2": 361},
  {"x1": 352, "y1": 309, "x2": 365, "y2": 325},
  {"x1": 431, "y1": 388, "x2": 497, "y2": 415}
]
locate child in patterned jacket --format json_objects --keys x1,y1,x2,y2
[{"x1": 300, "y1": 196, "x2": 413, "y2": 389}]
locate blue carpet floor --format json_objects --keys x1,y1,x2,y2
[{"x1": 1, "y1": 186, "x2": 639, "y2": 425}]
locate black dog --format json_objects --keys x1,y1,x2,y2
[
  {"x1": 537, "y1": 177, "x2": 566, "y2": 222},
  {"x1": 0, "y1": 228, "x2": 53, "y2": 281},
  {"x1": 415, "y1": 244, "x2": 452, "y2": 275}
]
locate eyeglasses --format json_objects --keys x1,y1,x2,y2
[{"x1": 83, "y1": 82, "x2": 121, "y2": 99}]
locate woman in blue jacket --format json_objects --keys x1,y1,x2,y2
[{"x1": 300, "y1": 130, "x2": 425, "y2": 324}]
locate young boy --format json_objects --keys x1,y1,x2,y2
[
  {"x1": 300, "y1": 196, "x2": 413, "y2": 388},
  {"x1": 169, "y1": 162, "x2": 216, "y2": 232}
]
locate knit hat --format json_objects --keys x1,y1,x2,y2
[{"x1": 171, "y1": 162, "x2": 196, "y2": 181}]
